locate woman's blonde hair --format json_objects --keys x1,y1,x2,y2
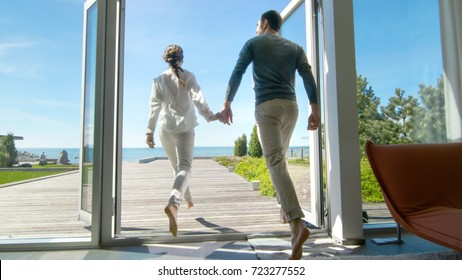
[{"x1": 163, "y1": 45, "x2": 185, "y2": 87}]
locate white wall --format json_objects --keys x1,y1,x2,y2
[{"x1": 322, "y1": 0, "x2": 364, "y2": 244}]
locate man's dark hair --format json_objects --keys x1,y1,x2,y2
[{"x1": 261, "y1": 10, "x2": 282, "y2": 32}]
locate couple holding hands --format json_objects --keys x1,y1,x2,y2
[{"x1": 145, "y1": 10, "x2": 320, "y2": 260}]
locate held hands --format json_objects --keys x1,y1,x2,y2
[
  {"x1": 220, "y1": 101, "x2": 233, "y2": 125},
  {"x1": 208, "y1": 112, "x2": 224, "y2": 122},
  {"x1": 147, "y1": 111, "x2": 225, "y2": 148}
]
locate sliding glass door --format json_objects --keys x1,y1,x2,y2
[
  {"x1": 79, "y1": 0, "x2": 98, "y2": 225},
  {"x1": 281, "y1": 0, "x2": 324, "y2": 228}
]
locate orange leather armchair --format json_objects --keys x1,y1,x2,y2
[{"x1": 366, "y1": 140, "x2": 462, "y2": 252}]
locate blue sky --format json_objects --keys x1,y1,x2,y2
[
  {"x1": 0, "y1": 0, "x2": 442, "y2": 148},
  {"x1": 354, "y1": 0, "x2": 442, "y2": 101}
]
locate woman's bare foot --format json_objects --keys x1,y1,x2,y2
[
  {"x1": 187, "y1": 201, "x2": 194, "y2": 209},
  {"x1": 289, "y1": 219, "x2": 310, "y2": 260},
  {"x1": 164, "y1": 204, "x2": 178, "y2": 237}
]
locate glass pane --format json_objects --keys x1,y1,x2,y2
[
  {"x1": 353, "y1": 0, "x2": 444, "y2": 224},
  {"x1": 81, "y1": 3, "x2": 98, "y2": 215},
  {"x1": 281, "y1": 2, "x2": 313, "y2": 213},
  {"x1": 0, "y1": 1, "x2": 91, "y2": 239},
  {"x1": 118, "y1": 0, "x2": 298, "y2": 237}
]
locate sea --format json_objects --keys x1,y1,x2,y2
[
  {"x1": 17, "y1": 146, "x2": 309, "y2": 164},
  {"x1": 17, "y1": 147, "x2": 234, "y2": 164}
]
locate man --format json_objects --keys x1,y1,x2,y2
[{"x1": 221, "y1": 10, "x2": 320, "y2": 260}]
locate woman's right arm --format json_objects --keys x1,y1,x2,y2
[{"x1": 146, "y1": 79, "x2": 162, "y2": 147}]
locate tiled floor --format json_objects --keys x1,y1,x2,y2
[{"x1": 0, "y1": 229, "x2": 460, "y2": 260}]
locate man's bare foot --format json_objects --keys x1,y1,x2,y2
[
  {"x1": 289, "y1": 220, "x2": 310, "y2": 260},
  {"x1": 164, "y1": 204, "x2": 178, "y2": 237},
  {"x1": 187, "y1": 201, "x2": 194, "y2": 209}
]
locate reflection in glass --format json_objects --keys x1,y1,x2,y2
[
  {"x1": 281, "y1": 2, "x2": 312, "y2": 212},
  {"x1": 0, "y1": 1, "x2": 91, "y2": 240},
  {"x1": 81, "y1": 3, "x2": 98, "y2": 215},
  {"x1": 354, "y1": 0, "x2": 444, "y2": 224}
]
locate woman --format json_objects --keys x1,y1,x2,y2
[{"x1": 146, "y1": 45, "x2": 221, "y2": 237}]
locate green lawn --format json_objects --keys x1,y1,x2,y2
[
  {"x1": 0, "y1": 164, "x2": 78, "y2": 185},
  {"x1": 0, "y1": 171, "x2": 67, "y2": 185}
]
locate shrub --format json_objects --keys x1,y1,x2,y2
[
  {"x1": 234, "y1": 134, "x2": 247, "y2": 156},
  {"x1": 0, "y1": 133, "x2": 18, "y2": 167},
  {"x1": 214, "y1": 156, "x2": 241, "y2": 168},
  {"x1": 234, "y1": 157, "x2": 276, "y2": 197},
  {"x1": 216, "y1": 155, "x2": 384, "y2": 202},
  {"x1": 0, "y1": 151, "x2": 11, "y2": 168},
  {"x1": 214, "y1": 156, "x2": 231, "y2": 167},
  {"x1": 360, "y1": 157, "x2": 384, "y2": 202},
  {"x1": 248, "y1": 125, "x2": 263, "y2": 158}
]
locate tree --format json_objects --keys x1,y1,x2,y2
[
  {"x1": 381, "y1": 88, "x2": 419, "y2": 143},
  {"x1": 0, "y1": 132, "x2": 18, "y2": 167},
  {"x1": 356, "y1": 75, "x2": 392, "y2": 155},
  {"x1": 357, "y1": 75, "x2": 381, "y2": 122},
  {"x1": 414, "y1": 76, "x2": 446, "y2": 143},
  {"x1": 356, "y1": 74, "x2": 447, "y2": 150},
  {"x1": 248, "y1": 125, "x2": 263, "y2": 157},
  {"x1": 234, "y1": 134, "x2": 247, "y2": 157},
  {"x1": 354, "y1": 74, "x2": 447, "y2": 203}
]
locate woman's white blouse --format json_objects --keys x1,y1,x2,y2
[{"x1": 146, "y1": 68, "x2": 214, "y2": 134}]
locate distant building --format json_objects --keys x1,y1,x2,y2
[{"x1": 0, "y1": 135, "x2": 24, "y2": 141}]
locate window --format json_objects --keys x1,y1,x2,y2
[{"x1": 354, "y1": 0, "x2": 444, "y2": 224}]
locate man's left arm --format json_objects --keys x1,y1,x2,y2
[
  {"x1": 225, "y1": 41, "x2": 253, "y2": 103},
  {"x1": 222, "y1": 41, "x2": 253, "y2": 125},
  {"x1": 297, "y1": 49, "x2": 318, "y2": 105},
  {"x1": 297, "y1": 48, "x2": 320, "y2": 130}
]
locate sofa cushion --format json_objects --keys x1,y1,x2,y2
[
  {"x1": 407, "y1": 207, "x2": 462, "y2": 250},
  {"x1": 366, "y1": 140, "x2": 462, "y2": 252}
]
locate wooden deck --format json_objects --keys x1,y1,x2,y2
[
  {"x1": 0, "y1": 159, "x2": 288, "y2": 239},
  {"x1": 118, "y1": 159, "x2": 290, "y2": 237},
  {"x1": 0, "y1": 159, "x2": 391, "y2": 240}
]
